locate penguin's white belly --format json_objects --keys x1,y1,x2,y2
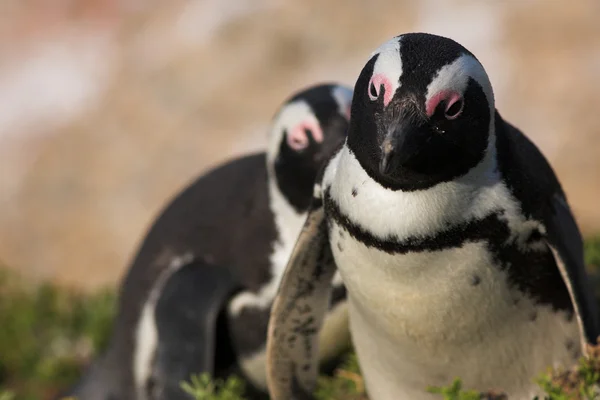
[{"x1": 330, "y1": 225, "x2": 580, "y2": 400}]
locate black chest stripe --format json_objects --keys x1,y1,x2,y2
[
  {"x1": 323, "y1": 188, "x2": 573, "y2": 312},
  {"x1": 324, "y1": 187, "x2": 508, "y2": 254}
]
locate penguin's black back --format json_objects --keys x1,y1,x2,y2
[
  {"x1": 494, "y1": 113, "x2": 573, "y2": 311},
  {"x1": 101, "y1": 152, "x2": 277, "y2": 397},
  {"x1": 495, "y1": 111, "x2": 566, "y2": 220},
  {"x1": 123, "y1": 152, "x2": 276, "y2": 293}
]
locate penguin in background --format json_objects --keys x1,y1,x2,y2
[
  {"x1": 266, "y1": 34, "x2": 600, "y2": 400},
  {"x1": 64, "y1": 83, "x2": 354, "y2": 400}
]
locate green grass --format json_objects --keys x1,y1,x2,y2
[
  {"x1": 0, "y1": 267, "x2": 115, "y2": 400},
  {"x1": 428, "y1": 341, "x2": 600, "y2": 400},
  {"x1": 315, "y1": 353, "x2": 365, "y2": 400},
  {"x1": 427, "y1": 379, "x2": 485, "y2": 400},
  {"x1": 180, "y1": 374, "x2": 248, "y2": 400},
  {"x1": 1, "y1": 236, "x2": 600, "y2": 399},
  {"x1": 585, "y1": 237, "x2": 600, "y2": 270}
]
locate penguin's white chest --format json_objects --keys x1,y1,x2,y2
[{"x1": 329, "y1": 224, "x2": 580, "y2": 400}]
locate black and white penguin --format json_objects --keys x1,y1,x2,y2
[
  {"x1": 64, "y1": 83, "x2": 353, "y2": 400},
  {"x1": 266, "y1": 33, "x2": 600, "y2": 400}
]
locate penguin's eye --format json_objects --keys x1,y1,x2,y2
[
  {"x1": 444, "y1": 97, "x2": 464, "y2": 120},
  {"x1": 367, "y1": 74, "x2": 393, "y2": 106},
  {"x1": 369, "y1": 81, "x2": 379, "y2": 100},
  {"x1": 286, "y1": 121, "x2": 323, "y2": 151},
  {"x1": 427, "y1": 91, "x2": 464, "y2": 120},
  {"x1": 286, "y1": 128, "x2": 309, "y2": 151}
]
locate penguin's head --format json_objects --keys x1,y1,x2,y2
[
  {"x1": 348, "y1": 33, "x2": 495, "y2": 191},
  {"x1": 267, "y1": 83, "x2": 353, "y2": 212}
]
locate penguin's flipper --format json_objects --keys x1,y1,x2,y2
[
  {"x1": 500, "y1": 119, "x2": 600, "y2": 353},
  {"x1": 150, "y1": 260, "x2": 237, "y2": 399},
  {"x1": 266, "y1": 196, "x2": 336, "y2": 400},
  {"x1": 545, "y1": 193, "x2": 600, "y2": 352}
]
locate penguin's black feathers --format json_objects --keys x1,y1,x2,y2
[
  {"x1": 496, "y1": 113, "x2": 600, "y2": 344},
  {"x1": 63, "y1": 83, "x2": 354, "y2": 400}
]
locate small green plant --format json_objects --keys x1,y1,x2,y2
[
  {"x1": 534, "y1": 342, "x2": 600, "y2": 400},
  {"x1": 585, "y1": 237, "x2": 600, "y2": 270},
  {"x1": 427, "y1": 343, "x2": 600, "y2": 400},
  {"x1": 427, "y1": 379, "x2": 489, "y2": 400},
  {"x1": 315, "y1": 353, "x2": 366, "y2": 400},
  {"x1": 536, "y1": 371, "x2": 573, "y2": 400},
  {"x1": 180, "y1": 373, "x2": 247, "y2": 400},
  {"x1": 0, "y1": 234, "x2": 599, "y2": 399},
  {"x1": 0, "y1": 268, "x2": 116, "y2": 400}
]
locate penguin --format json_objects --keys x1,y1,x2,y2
[
  {"x1": 63, "y1": 83, "x2": 353, "y2": 400},
  {"x1": 266, "y1": 33, "x2": 600, "y2": 400}
]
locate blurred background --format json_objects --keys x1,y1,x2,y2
[
  {"x1": 0, "y1": 0, "x2": 600, "y2": 398},
  {"x1": 1, "y1": 0, "x2": 599, "y2": 291}
]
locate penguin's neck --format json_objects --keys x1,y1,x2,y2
[
  {"x1": 327, "y1": 132, "x2": 506, "y2": 243},
  {"x1": 266, "y1": 168, "x2": 309, "y2": 268}
]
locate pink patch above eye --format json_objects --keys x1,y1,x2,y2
[
  {"x1": 426, "y1": 90, "x2": 463, "y2": 118},
  {"x1": 368, "y1": 74, "x2": 393, "y2": 107},
  {"x1": 286, "y1": 120, "x2": 323, "y2": 150}
]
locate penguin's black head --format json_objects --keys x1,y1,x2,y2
[
  {"x1": 268, "y1": 83, "x2": 353, "y2": 212},
  {"x1": 348, "y1": 33, "x2": 495, "y2": 191}
]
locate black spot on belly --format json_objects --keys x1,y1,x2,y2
[
  {"x1": 337, "y1": 241, "x2": 344, "y2": 252},
  {"x1": 529, "y1": 311, "x2": 538, "y2": 322},
  {"x1": 565, "y1": 311, "x2": 574, "y2": 322},
  {"x1": 470, "y1": 275, "x2": 481, "y2": 286},
  {"x1": 351, "y1": 187, "x2": 358, "y2": 197},
  {"x1": 303, "y1": 364, "x2": 311, "y2": 371},
  {"x1": 565, "y1": 339, "x2": 575, "y2": 351}
]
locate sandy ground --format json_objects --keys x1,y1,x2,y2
[{"x1": 0, "y1": 0, "x2": 599, "y2": 291}]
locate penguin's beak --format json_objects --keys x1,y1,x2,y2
[{"x1": 379, "y1": 114, "x2": 428, "y2": 176}]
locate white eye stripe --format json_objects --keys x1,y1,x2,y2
[
  {"x1": 286, "y1": 120, "x2": 324, "y2": 151},
  {"x1": 267, "y1": 100, "x2": 318, "y2": 162},
  {"x1": 369, "y1": 36, "x2": 402, "y2": 59},
  {"x1": 366, "y1": 38, "x2": 494, "y2": 122},
  {"x1": 267, "y1": 99, "x2": 333, "y2": 158},
  {"x1": 369, "y1": 37, "x2": 403, "y2": 106},
  {"x1": 368, "y1": 74, "x2": 394, "y2": 107},
  {"x1": 267, "y1": 85, "x2": 353, "y2": 163},
  {"x1": 425, "y1": 53, "x2": 494, "y2": 115}
]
